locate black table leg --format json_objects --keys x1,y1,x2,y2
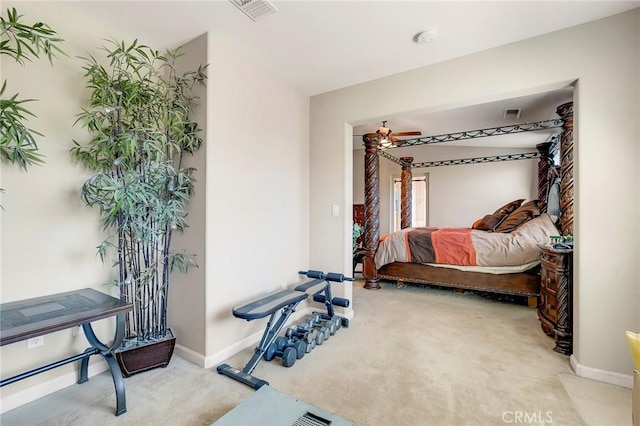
[{"x1": 78, "y1": 314, "x2": 127, "y2": 416}]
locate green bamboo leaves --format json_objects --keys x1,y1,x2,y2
[
  {"x1": 0, "y1": 8, "x2": 65, "y2": 170},
  {"x1": 71, "y1": 39, "x2": 206, "y2": 342}
]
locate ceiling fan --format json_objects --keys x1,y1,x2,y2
[{"x1": 358, "y1": 121, "x2": 422, "y2": 148}]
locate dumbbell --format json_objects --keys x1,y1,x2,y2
[
  {"x1": 311, "y1": 313, "x2": 340, "y2": 336},
  {"x1": 263, "y1": 336, "x2": 306, "y2": 367},
  {"x1": 306, "y1": 316, "x2": 332, "y2": 341},
  {"x1": 296, "y1": 313, "x2": 329, "y2": 344},
  {"x1": 286, "y1": 325, "x2": 318, "y2": 345},
  {"x1": 285, "y1": 325, "x2": 319, "y2": 352},
  {"x1": 323, "y1": 315, "x2": 343, "y2": 335},
  {"x1": 281, "y1": 335, "x2": 307, "y2": 360}
]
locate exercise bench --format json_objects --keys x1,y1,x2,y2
[
  {"x1": 216, "y1": 283, "x2": 322, "y2": 389},
  {"x1": 217, "y1": 271, "x2": 353, "y2": 390}
]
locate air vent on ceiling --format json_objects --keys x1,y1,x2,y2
[
  {"x1": 229, "y1": 0, "x2": 278, "y2": 21},
  {"x1": 504, "y1": 108, "x2": 522, "y2": 119}
]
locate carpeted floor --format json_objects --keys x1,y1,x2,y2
[{"x1": 0, "y1": 280, "x2": 632, "y2": 425}]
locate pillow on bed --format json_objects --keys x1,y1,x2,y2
[
  {"x1": 472, "y1": 214, "x2": 506, "y2": 231},
  {"x1": 492, "y1": 199, "x2": 525, "y2": 216},
  {"x1": 472, "y1": 198, "x2": 525, "y2": 231},
  {"x1": 494, "y1": 200, "x2": 540, "y2": 233}
]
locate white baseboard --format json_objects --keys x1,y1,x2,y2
[
  {"x1": 177, "y1": 306, "x2": 344, "y2": 370},
  {"x1": 203, "y1": 330, "x2": 265, "y2": 369},
  {"x1": 0, "y1": 361, "x2": 107, "y2": 414},
  {"x1": 570, "y1": 355, "x2": 634, "y2": 389},
  {"x1": 173, "y1": 344, "x2": 208, "y2": 368}
]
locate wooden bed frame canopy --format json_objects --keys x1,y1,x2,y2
[
  {"x1": 378, "y1": 147, "x2": 543, "y2": 168},
  {"x1": 360, "y1": 101, "x2": 574, "y2": 294}
]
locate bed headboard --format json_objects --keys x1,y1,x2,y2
[{"x1": 537, "y1": 134, "x2": 564, "y2": 229}]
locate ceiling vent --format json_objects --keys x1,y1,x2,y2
[
  {"x1": 229, "y1": 0, "x2": 278, "y2": 21},
  {"x1": 503, "y1": 108, "x2": 522, "y2": 120}
]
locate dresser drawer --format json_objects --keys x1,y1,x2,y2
[
  {"x1": 541, "y1": 268, "x2": 557, "y2": 294},
  {"x1": 539, "y1": 291, "x2": 557, "y2": 323},
  {"x1": 542, "y1": 249, "x2": 570, "y2": 270}
]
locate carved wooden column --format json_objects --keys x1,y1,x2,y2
[
  {"x1": 536, "y1": 142, "x2": 552, "y2": 214},
  {"x1": 554, "y1": 249, "x2": 574, "y2": 355},
  {"x1": 400, "y1": 157, "x2": 414, "y2": 229},
  {"x1": 363, "y1": 134, "x2": 381, "y2": 290},
  {"x1": 556, "y1": 102, "x2": 574, "y2": 236}
]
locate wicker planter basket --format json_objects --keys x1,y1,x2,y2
[{"x1": 115, "y1": 329, "x2": 176, "y2": 378}]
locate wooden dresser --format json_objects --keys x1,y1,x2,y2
[{"x1": 538, "y1": 244, "x2": 573, "y2": 355}]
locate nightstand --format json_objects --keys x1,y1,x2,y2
[{"x1": 538, "y1": 244, "x2": 573, "y2": 355}]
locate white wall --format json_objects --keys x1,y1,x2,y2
[
  {"x1": 354, "y1": 145, "x2": 540, "y2": 232},
  {"x1": 200, "y1": 30, "x2": 310, "y2": 364},
  {"x1": 311, "y1": 10, "x2": 640, "y2": 384},
  {"x1": 167, "y1": 33, "x2": 208, "y2": 356},
  {"x1": 0, "y1": 2, "x2": 311, "y2": 411}
]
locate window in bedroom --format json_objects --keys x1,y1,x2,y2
[{"x1": 392, "y1": 174, "x2": 428, "y2": 232}]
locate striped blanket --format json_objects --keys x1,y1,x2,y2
[{"x1": 374, "y1": 213, "x2": 559, "y2": 269}]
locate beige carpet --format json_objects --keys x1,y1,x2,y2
[{"x1": 0, "y1": 280, "x2": 631, "y2": 425}]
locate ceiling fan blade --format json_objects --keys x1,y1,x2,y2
[{"x1": 391, "y1": 131, "x2": 422, "y2": 137}]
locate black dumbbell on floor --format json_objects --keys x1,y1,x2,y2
[
  {"x1": 295, "y1": 314, "x2": 329, "y2": 344},
  {"x1": 304, "y1": 314, "x2": 332, "y2": 341},
  {"x1": 263, "y1": 336, "x2": 306, "y2": 367},
  {"x1": 313, "y1": 314, "x2": 342, "y2": 336},
  {"x1": 285, "y1": 325, "x2": 318, "y2": 345}
]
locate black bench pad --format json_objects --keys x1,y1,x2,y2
[{"x1": 232, "y1": 289, "x2": 308, "y2": 321}]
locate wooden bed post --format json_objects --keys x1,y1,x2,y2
[
  {"x1": 363, "y1": 134, "x2": 381, "y2": 290},
  {"x1": 536, "y1": 142, "x2": 552, "y2": 214},
  {"x1": 400, "y1": 157, "x2": 414, "y2": 229},
  {"x1": 556, "y1": 102, "x2": 574, "y2": 236}
]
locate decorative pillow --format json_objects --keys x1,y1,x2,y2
[
  {"x1": 492, "y1": 199, "x2": 525, "y2": 216},
  {"x1": 471, "y1": 199, "x2": 524, "y2": 231},
  {"x1": 472, "y1": 214, "x2": 506, "y2": 231},
  {"x1": 494, "y1": 200, "x2": 540, "y2": 233}
]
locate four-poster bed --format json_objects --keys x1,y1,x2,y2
[{"x1": 360, "y1": 102, "x2": 574, "y2": 307}]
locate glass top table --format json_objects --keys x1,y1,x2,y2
[{"x1": 1, "y1": 288, "x2": 132, "y2": 416}]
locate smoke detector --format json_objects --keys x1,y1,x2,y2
[
  {"x1": 229, "y1": 0, "x2": 278, "y2": 21},
  {"x1": 414, "y1": 29, "x2": 438, "y2": 44}
]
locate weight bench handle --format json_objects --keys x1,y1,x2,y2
[
  {"x1": 298, "y1": 270, "x2": 354, "y2": 283},
  {"x1": 325, "y1": 272, "x2": 355, "y2": 283}
]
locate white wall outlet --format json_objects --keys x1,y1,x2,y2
[
  {"x1": 27, "y1": 336, "x2": 44, "y2": 349},
  {"x1": 332, "y1": 204, "x2": 339, "y2": 216}
]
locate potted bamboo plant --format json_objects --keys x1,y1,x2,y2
[{"x1": 71, "y1": 39, "x2": 206, "y2": 376}]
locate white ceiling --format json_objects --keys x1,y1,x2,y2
[
  {"x1": 61, "y1": 1, "x2": 638, "y2": 96},
  {"x1": 352, "y1": 86, "x2": 574, "y2": 150},
  {"x1": 58, "y1": 0, "x2": 637, "y2": 149}
]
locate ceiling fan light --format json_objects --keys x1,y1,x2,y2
[{"x1": 379, "y1": 137, "x2": 393, "y2": 149}]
